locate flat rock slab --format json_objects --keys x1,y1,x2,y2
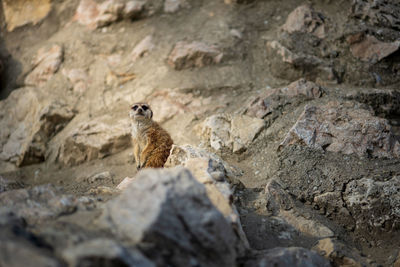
[{"x1": 279, "y1": 101, "x2": 400, "y2": 158}]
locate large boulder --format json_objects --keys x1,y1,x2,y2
[
  {"x1": 59, "y1": 115, "x2": 130, "y2": 166},
  {"x1": 100, "y1": 167, "x2": 239, "y2": 267},
  {"x1": 197, "y1": 114, "x2": 265, "y2": 153},
  {"x1": 279, "y1": 101, "x2": 400, "y2": 159},
  {"x1": 0, "y1": 87, "x2": 75, "y2": 166},
  {"x1": 165, "y1": 144, "x2": 249, "y2": 251}
]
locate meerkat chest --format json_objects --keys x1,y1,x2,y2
[{"x1": 131, "y1": 122, "x2": 148, "y2": 147}]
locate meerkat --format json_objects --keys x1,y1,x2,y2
[{"x1": 129, "y1": 103, "x2": 173, "y2": 170}]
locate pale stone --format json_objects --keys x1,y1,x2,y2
[
  {"x1": 282, "y1": 5, "x2": 326, "y2": 38},
  {"x1": 131, "y1": 35, "x2": 155, "y2": 62}
]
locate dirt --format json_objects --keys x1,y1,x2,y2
[{"x1": 1, "y1": 0, "x2": 400, "y2": 266}]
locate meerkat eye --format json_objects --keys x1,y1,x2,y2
[
  {"x1": 142, "y1": 105, "x2": 148, "y2": 111},
  {"x1": 132, "y1": 105, "x2": 138, "y2": 110}
]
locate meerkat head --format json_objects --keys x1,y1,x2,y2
[{"x1": 129, "y1": 103, "x2": 153, "y2": 121}]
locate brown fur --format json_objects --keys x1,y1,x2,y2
[{"x1": 130, "y1": 103, "x2": 173, "y2": 169}]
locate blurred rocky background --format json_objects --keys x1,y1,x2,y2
[{"x1": 1, "y1": 0, "x2": 400, "y2": 266}]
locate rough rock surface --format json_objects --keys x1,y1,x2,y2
[
  {"x1": 24, "y1": 45, "x2": 64, "y2": 87},
  {"x1": 265, "y1": 180, "x2": 334, "y2": 239},
  {"x1": 0, "y1": 176, "x2": 23, "y2": 193},
  {"x1": 100, "y1": 167, "x2": 238, "y2": 267},
  {"x1": 0, "y1": 184, "x2": 78, "y2": 224},
  {"x1": 168, "y1": 41, "x2": 223, "y2": 70},
  {"x1": 165, "y1": 144, "x2": 249, "y2": 250},
  {"x1": 74, "y1": 0, "x2": 145, "y2": 29},
  {"x1": 348, "y1": 33, "x2": 400, "y2": 63},
  {"x1": 266, "y1": 40, "x2": 336, "y2": 82},
  {"x1": 244, "y1": 247, "x2": 330, "y2": 267},
  {"x1": 351, "y1": 0, "x2": 400, "y2": 30},
  {"x1": 279, "y1": 101, "x2": 400, "y2": 158},
  {"x1": 245, "y1": 79, "x2": 322, "y2": 120},
  {"x1": 131, "y1": 35, "x2": 155, "y2": 62},
  {"x1": 344, "y1": 176, "x2": 400, "y2": 231},
  {"x1": 59, "y1": 116, "x2": 130, "y2": 166},
  {"x1": 282, "y1": 5, "x2": 326, "y2": 39},
  {"x1": 62, "y1": 68, "x2": 89, "y2": 94},
  {"x1": 0, "y1": 87, "x2": 75, "y2": 166},
  {"x1": 313, "y1": 238, "x2": 371, "y2": 267},
  {"x1": 2, "y1": 0, "x2": 52, "y2": 31},
  {"x1": 62, "y1": 238, "x2": 154, "y2": 267},
  {"x1": 198, "y1": 113, "x2": 265, "y2": 153}
]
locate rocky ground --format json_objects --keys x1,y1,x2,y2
[{"x1": 1, "y1": 0, "x2": 400, "y2": 266}]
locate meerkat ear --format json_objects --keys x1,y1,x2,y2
[{"x1": 150, "y1": 109, "x2": 153, "y2": 119}]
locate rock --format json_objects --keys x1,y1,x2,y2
[
  {"x1": 59, "y1": 115, "x2": 130, "y2": 166},
  {"x1": 0, "y1": 184, "x2": 78, "y2": 224},
  {"x1": 0, "y1": 87, "x2": 75, "y2": 166},
  {"x1": 282, "y1": 5, "x2": 326, "y2": 39},
  {"x1": 245, "y1": 79, "x2": 323, "y2": 119},
  {"x1": 344, "y1": 176, "x2": 400, "y2": 231},
  {"x1": 347, "y1": 33, "x2": 400, "y2": 63},
  {"x1": 88, "y1": 171, "x2": 113, "y2": 183},
  {"x1": 25, "y1": 45, "x2": 63, "y2": 87},
  {"x1": 74, "y1": 0, "x2": 145, "y2": 29},
  {"x1": 313, "y1": 192, "x2": 353, "y2": 223},
  {"x1": 62, "y1": 238, "x2": 155, "y2": 267},
  {"x1": 100, "y1": 167, "x2": 238, "y2": 267},
  {"x1": 279, "y1": 101, "x2": 400, "y2": 159},
  {"x1": 116, "y1": 176, "x2": 136, "y2": 190},
  {"x1": 0, "y1": 176, "x2": 23, "y2": 193},
  {"x1": 88, "y1": 186, "x2": 118, "y2": 195},
  {"x1": 164, "y1": 0, "x2": 188, "y2": 13},
  {"x1": 62, "y1": 68, "x2": 89, "y2": 94},
  {"x1": 2, "y1": 0, "x2": 52, "y2": 32},
  {"x1": 266, "y1": 40, "x2": 336, "y2": 82},
  {"x1": 244, "y1": 247, "x2": 331, "y2": 267},
  {"x1": 351, "y1": 0, "x2": 400, "y2": 30},
  {"x1": 168, "y1": 41, "x2": 223, "y2": 70},
  {"x1": 147, "y1": 88, "x2": 219, "y2": 123},
  {"x1": 197, "y1": 113, "x2": 265, "y2": 153},
  {"x1": 131, "y1": 35, "x2": 155, "y2": 62},
  {"x1": 395, "y1": 252, "x2": 400, "y2": 267},
  {"x1": 165, "y1": 145, "x2": 249, "y2": 252},
  {"x1": 265, "y1": 180, "x2": 334, "y2": 239},
  {"x1": 313, "y1": 238, "x2": 370, "y2": 267}
]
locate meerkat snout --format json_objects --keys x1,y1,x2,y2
[{"x1": 130, "y1": 103, "x2": 153, "y2": 120}]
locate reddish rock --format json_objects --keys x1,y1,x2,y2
[
  {"x1": 348, "y1": 34, "x2": 400, "y2": 63},
  {"x1": 245, "y1": 79, "x2": 323, "y2": 119},
  {"x1": 282, "y1": 5, "x2": 326, "y2": 38},
  {"x1": 131, "y1": 35, "x2": 154, "y2": 62},
  {"x1": 168, "y1": 41, "x2": 223, "y2": 70},
  {"x1": 25, "y1": 45, "x2": 63, "y2": 87},
  {"x1": 279, "y1": 101, "x2": 400, "y2": 159}
]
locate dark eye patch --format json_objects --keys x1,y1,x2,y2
[
  {"x1": 132, "y1": 105, "x2": 138, "y2": 110},
  {"x1": 142, "y1": 105, "x2": 148, "y2": 111}
]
